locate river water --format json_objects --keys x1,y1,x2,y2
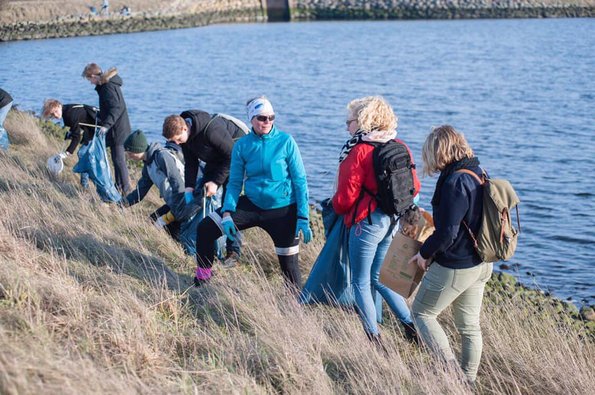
[{"x1": 1, "y1": 18, "x2": 594, "y2": 304}]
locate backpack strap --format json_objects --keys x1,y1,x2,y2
[{"x1": 455, "y1": 169, "x2": 485, "y2": 252}]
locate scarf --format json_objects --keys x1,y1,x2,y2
[
  {"x1": 338, "y1": 130, "x2": 365, "y2": 163},
  {"x1": 431, "y1": 156, "x2": 480, "y2": 207},
  {"x1": 338, "y1": 129, "x2": 397, "y2": 163}
]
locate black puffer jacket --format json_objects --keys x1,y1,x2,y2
[
  {"x1": 180, "y1": 110, "x2": 246, "y2": 188},
  {"x1": 95, "y1": 72, "x2": 131, "y2": 147},
  {"x1": 62, "y1": 104, "x2": 98, "y2": 154},
  {"x1": 0, "y1": 88, "x2": 13, "y2": 108}
]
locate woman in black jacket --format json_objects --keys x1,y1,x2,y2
[
  {"x1": 408, "y1": 125, "x2": 491, "y2": 385},
  {"x1": 82, "y1": 63, "x2": 132, "y2": 194}
]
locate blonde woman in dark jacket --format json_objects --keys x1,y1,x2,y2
[
  {"x1": 409, "y1": 125, "x2": 491, "y2": 385},
  {"x1": 82, "y1": 63, "x2": 132, "y2": 194}
]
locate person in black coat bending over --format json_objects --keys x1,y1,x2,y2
[
  {"x1": 42, "y1": 99, "x2": 98, "y2": 188},
  {"x1": 164, "y1": 111, "x2": 249, "y2": 266},
  {"x1": 82, "y1": 63, "x2": 132, "y2": 194}
]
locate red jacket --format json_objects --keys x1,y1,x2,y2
[{"x1": 333, "y1": 143, "x2": 378, "y2": 227}]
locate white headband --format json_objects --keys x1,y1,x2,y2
[{"x1": 247, "y1": 98, "x2": 274, "y2": 121}]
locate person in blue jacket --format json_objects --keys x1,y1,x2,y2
[{"x1": 193, "y1": 96, "x2": 312, "y2": 288}]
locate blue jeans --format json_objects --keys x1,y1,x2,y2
[
  {"x1": 0, "y1": 101, "x2": 13, "y2": 150},
  {"x1": 349, "y1": 207, "x2": 413, "y2": 335}
]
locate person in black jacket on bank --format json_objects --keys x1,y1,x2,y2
[
  {"x1": 42, "y1": 99, "x2": 98, "y2": 188},
  {"x1": 408, "y1": 125, "x2": 491, "y2": 385},
  {"x1": 163, "y1": 111, "x2": 249, "y2": 266},
  {"x1": 82, "y1": 63, "x2": 132, "y2": 194}
]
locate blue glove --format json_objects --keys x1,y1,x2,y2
[
  {"x1": 295, "y1": 218, "x2": 312, "y2": 244},
  {"x1": 184, "y1": 191, "x2": 194, "y2": 205},
  {"x1": 221, "y1": 215, "x2": 237, "y2": 241}
]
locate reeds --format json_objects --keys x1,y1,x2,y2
[{"x1": 0, "y1": 110, "x2": 593, "y2": 394}]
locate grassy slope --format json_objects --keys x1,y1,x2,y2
[{"x1": 0, "y1": 110, "x2": 593, "y2": 394}]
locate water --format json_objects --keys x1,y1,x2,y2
[{"x1": 1, "y1": 19, "x2": 594, "y2": 304}]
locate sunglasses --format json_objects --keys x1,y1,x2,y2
[{"x1": 255, "y1": 115, "x2": 275, "y2": 122}]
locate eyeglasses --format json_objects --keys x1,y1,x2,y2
[
  {"x1": 255, "y1": 115, "x2": 275, "y2": 122},
  {"x1": 345, "y1": 119, "x2": 357, "y2": 127}
]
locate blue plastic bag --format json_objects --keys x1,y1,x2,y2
[
  {"x1": 73, "y1": 133, "x2": 121, "y2": 203},
  {"x1": 300, "y1": 199, "x2": 383, "y2": 322}
]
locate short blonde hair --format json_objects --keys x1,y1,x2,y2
[
  {"x1": 162, "y1": 115, "x2": 187, "y2": 139},
  {"x1": 421, "y1": 125, "x2": 474, "y2": 176},
  {"x1": 346, "y1": 96, "x2": 397, "y2": 133},
  {"x1": 42, "y1": 98, "x2": 62, "y2": 119}
]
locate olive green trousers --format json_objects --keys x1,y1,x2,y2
[{"x1": 412, "y1": 262, "x2": 493, "y2": 382}]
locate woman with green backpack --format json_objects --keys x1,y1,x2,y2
[{"x1": 409, "y1": 125, "x2": 493, "y2": 386}]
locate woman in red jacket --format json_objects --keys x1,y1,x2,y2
[{"x1": 332, "y1": 96, "x2": 417, "y2": 345}]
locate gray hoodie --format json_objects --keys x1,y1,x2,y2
[{"x1": 125, "y1": 142, "x2": 200, "y2": 221}]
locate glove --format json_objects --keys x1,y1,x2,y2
[
  {"x1": 59, "y1": 152, "x2": 69, "y2": 159},
  {"x1": 97, "y1": 126, "x2": 108, "y2": 136},
  {"x1": 184, "y1": 188, "x2": 194, "y2": 204},
  {"x1": 295, "y1": 218, "x2": 312, "y2": 244},
  {"x1": 221, "y1": 215, "x2": 237, "y2": 241},
  {"x1": 154, "y1": 216, "x2": 167, "y2": 229}
]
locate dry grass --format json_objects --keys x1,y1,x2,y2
[{"x1": 0, "y1": 109, "x2": 594, "y2": 394}]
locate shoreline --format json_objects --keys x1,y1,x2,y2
[{"x1": 1, "y1": 2, "x2": 594, "y2": 42}]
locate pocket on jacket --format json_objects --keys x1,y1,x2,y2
[{"x1": 270, "y1": 160, "x2": 286, "y2": 181}]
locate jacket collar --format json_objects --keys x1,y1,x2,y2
[{"x1": 252, "y1": 125, "x2": 279, "y2": 140}]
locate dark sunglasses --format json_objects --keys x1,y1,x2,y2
[{"x1": 255, "y1": 115, "x2": 275, "y2": 122}]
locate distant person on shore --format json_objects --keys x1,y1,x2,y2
[
  {"x1": 0, "y1": 88, "x2": 13, "y2": 150},
  {"x1": 192, "y1": 97, "x2": 311, "y2": 288},
  {"x1": 163, "y1": 110, "x2": 249, "y2": 267},
  {"x1": 88, "y1": 5, "x2": 97, "y2": 16},
  {"x1": 100, "y1": 0, "x2": 109, "y2": 16},
  {"x1": 408, "y1": 125, "x2": 491, "y2": 385},
  {"x1": 123, "y1": 130, "x2": 202, "y2": 255},
  {"x1": 82, "y1": 63, "x2": 132, "y2": 194},
  {"x1": 332, "y1": 96, "x2": 418, "y2": 347},
  {"x1": 120, "y1": 5, "x2": 130, "y2": 16},
  {"x1": 42, "y1": 99, "x2": 98, "y2": 188}
]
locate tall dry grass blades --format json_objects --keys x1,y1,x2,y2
[{"x1": 0, "y1": 110, "x2": 594, "y2": 394}]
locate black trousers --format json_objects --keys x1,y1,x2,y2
[
  {"x1": 110, "y1": 144, "x2": 131, "y2": 194},
  {"x1": 196, "y1": 196, "x2": 301, "y2": 287}
]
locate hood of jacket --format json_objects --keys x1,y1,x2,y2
[
  {"x1": 181, "y1": 110, "x2": 212, "y2": 142},
  {"x1": 99, "y1": 68, "x2": 122, "y2": 86},
  {"x1": 144, "y1": 142, "x2": 163, "y2": 165}
]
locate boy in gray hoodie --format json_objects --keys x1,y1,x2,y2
[{"x1": 123, "y1": 130, "x2": 202, "y2": 255}]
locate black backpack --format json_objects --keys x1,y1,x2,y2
[{"x1": 355, "y1": 139, "x2": 421, "y2": 223}]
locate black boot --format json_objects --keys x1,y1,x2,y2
[
  {"x1": 403, "y1": 322, "x2": 419, "y2": 345},
  {"x1": 366, "y1": 332, "x2": 389, "y2": 356}
]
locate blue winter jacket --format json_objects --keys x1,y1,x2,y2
[{"x1": 222, "y1": 126, "x2": 310, "y2": 220}]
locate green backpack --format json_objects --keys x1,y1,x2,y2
[{"x1": 457, "y1": 169, "x2": 521, "y2": 263}]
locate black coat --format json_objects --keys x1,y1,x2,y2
[
  {"x1": 95, "y1": 74, "x2": 131, "y2": 147},
  {"x1": 180, "y1": 110, "x2": 246, "y2": 188},
  {"x1": 62, "y1": 104, "x2": 98, "y2": 154},
  {"x1": 0, "y1": 88, "x2": 13, "y2": 108}
]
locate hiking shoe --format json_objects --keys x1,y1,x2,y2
[
  {"x1": 193, "y1": 276, "x2": 210, "y2": 287},
  {"x1": 221, "y1": 251, "x2": 240, "y2": 269},
  {"x1": 403, "y1": 322, "x2": 420, "y2": 345}
]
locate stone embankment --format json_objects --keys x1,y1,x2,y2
[
  {"x1": 0, "y1": 3, "x2": 265, "y2": 41},
  {"x1": 290, "y1": 0, "x2": 594, "y2": 19},
  {"x1": 1, "y1": 0, "x2": 594, "y2": 41}
]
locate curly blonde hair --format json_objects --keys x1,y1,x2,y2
[
  {"x1": 346, "y1": 96, "x2": 397, "y2": 133},
  {"x1": 421, "y1": 125, "x2": 474, "y2": 176}
]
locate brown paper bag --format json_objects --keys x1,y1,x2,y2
[{"x1": 379, "y1": 210, "x2": 434, "y2": 298}]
